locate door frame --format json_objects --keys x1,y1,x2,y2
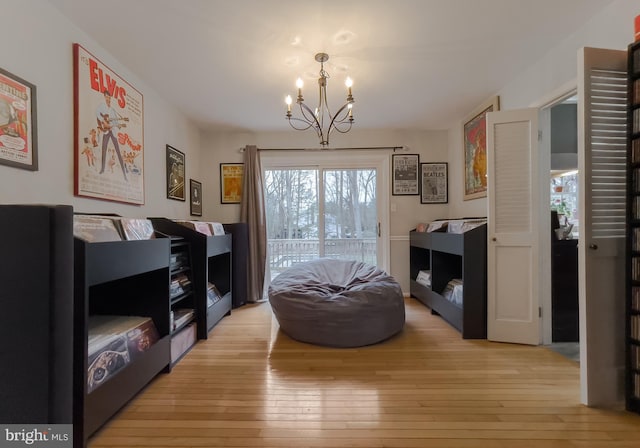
[
  {"x1": 260, "y1": 150, "x2": 391, "y2": 272},
  {"x1": 529, "y1": 80, "x2": 578, "y2": 346}
]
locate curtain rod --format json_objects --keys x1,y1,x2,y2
[{"x1": 239, "y1": 145, "x2": 408, "y2": 152}]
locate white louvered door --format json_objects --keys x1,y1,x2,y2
[
  {"x1": 487, "y1": 108, "x2": 539, "y2": 345},
  {"x1": 577, "y1": 47, "x2": 627, "y2": 407}
]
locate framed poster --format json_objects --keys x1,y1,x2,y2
[
  {"x1": 420, "y1": 162, "x2": 448, "y2": 204},
  {"x1": 166, "y1": 145, "x2": 185, "y2": 201},
  {"x1": 463, "y1": 95, "x2": 499, "y2": 200},
  {"x1": 220, "y1": 163, "x2": 243, "y2": 204},
  {"x1": 73, "y1": 43, "x2": 144, "y2": 204},
  {"x1": 190, "y1": 179, "x2": 202, "y2": 216},
  {"x1": 392, "y1": 154, "x2": 419, "y2": 195},
  {"x1": 0, "y1": 67, "x2": 37, "y2": 171}
]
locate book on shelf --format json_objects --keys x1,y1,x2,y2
[
  {"x1": 633, "y1": 258, "x2": 640, "y2": 282},
  {"x1": 633, "y1": 139, "x2": 640, "y2": 163},
  {"x1": 633, "y1": 287, "x2": 640, "y2": 312},
  {"x1": 632, "y1": 345, "x2": 640, "y2": 371},
  {"x1": 632, "y1": 315, "x2": 640, "y2": 341}
]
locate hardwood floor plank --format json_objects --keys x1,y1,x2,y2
[{"x1": 89, "y1": 299, "x2": 640, "y2": 448}]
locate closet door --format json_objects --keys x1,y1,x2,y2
[
  {"x1": 577, "y1": 47, "x2": 627, "y2": 407},
  {"x1": 487, "y1": 108, "x2": 540, "y2": 345}
]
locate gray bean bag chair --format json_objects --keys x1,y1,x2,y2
[{"x1": 268, "y1": 258, "x2": 405, "y2": 347}]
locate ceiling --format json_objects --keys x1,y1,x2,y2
[{"x1": 48, "y1": 0, "x2": 614, "y2": 133}]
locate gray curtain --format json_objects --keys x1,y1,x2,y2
[{"x1": 240, "y1": 145, "x2": 267, "y2": 302}]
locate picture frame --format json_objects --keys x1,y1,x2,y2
[
  {"x1": 420, "y1": 162, "x2": 448, "y2": 204},
  {"x1": 0, "y1": 67, "x2": 37, "y2": 171},
  {"x1": 166, "y1": 145, "x2": 185, "y2": 201},
  {"x1": 73, "y1": 43, "x2": 144, "y2": 204},
  {"x1": 220, "y1": 162, "x2": 244, "y2": 204},
  {"x1": 392, "y1": 154, "x2": 419, "y2": 195},
  {"x1": 463, "y1": 95, "x2": 499, "y2": 200},
  {"x1": 189, "y1": 179, "x2": 202, "y2": 216}
]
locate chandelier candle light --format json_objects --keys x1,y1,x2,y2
[{"x1": 285, "y1": 52, "x2": 354, "y2": 147}]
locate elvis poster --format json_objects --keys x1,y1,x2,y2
[{"x1": 73, "y1": 43, "x2": 144, "y2": 205}]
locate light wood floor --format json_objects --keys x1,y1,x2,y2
[{"x1": 90, "y1": 298, "x2": 640, "y2": 448}]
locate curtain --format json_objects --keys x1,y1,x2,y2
[{"x1": 240, "y1": 145, "x2": 267, "y2": 302}]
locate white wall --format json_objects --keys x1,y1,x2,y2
[
  {"x1": 447, "y1": 0, "x2": 638, "y2": 218},
  {"x1": 0, "y1": 0, "x2": 201, "y2": 219},
  {"x1": 199, "y1": 128, "x2": 449, "y2": 291}
]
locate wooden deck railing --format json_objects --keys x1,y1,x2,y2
[{"x1": 267, "y1": 238, "x2": 376, "y2": 277}]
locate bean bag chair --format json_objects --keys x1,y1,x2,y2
[{"x1": 268, "y1": 258, "x2": 405, "y2": 347}]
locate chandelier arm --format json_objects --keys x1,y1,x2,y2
[
  {"x1": 332, "y1": 121, "x2": 354, "y2": 134},
  {"x1": 327, "y1": 103, "x2": 353, "y2": 129},
  {"x1": 297, "y1": 101, "x2": 322, "y2": 130},
  {"x1": 287, "y1": 117, "x2": 316, "y2": 131}
]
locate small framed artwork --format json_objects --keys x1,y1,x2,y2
[
  {"x1": 392, "y1": 154, "x2": 419, "y2": 195},
  {"x1": 0, "y1": 67, "x2": 38, "y2": 171},
  {"x1": 190, "y1": 179, "x2": 202, "y2": 216},
  {"x1": 220, "y1": 162, "x2": 244, "y2": 204},
  {"x1": 420, "y1": 162, "x2": 448, "y2": 204},
  {"x1": 463, "y1": 95, "x2": 500, "y2": 200},
  {"x1": 166, "y1": 145, "x2": 185, "y2": 201}
]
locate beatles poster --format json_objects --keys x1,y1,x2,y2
[{"x1": 74, "y1": 44, "x2": 144, "y2": 205}]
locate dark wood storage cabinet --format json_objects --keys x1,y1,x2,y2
[
  {"x1": 626, "y1": 40, "x2": 640, "y2": 414},
  {"x1": 73, "y1": 237, "x2": 171, "y2": 445},
  {"x1": 0, "y1": 205, "x2": 73, "y2": 424},
  {"x1": 409, "y1": 224, "x2": 487, "y2": 339},
  {"x1": 150, "y1": 218, "x2": 232, "y2": 339}
]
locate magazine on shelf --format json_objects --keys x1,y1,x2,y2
[
  {"x1": 176, "y1": 220, "x2": 212, "y2": 236},
  {"x1": 87, "y1": 315, "x2": 159, "y2": 392},
  {"x1": 112, "y1": 217, "x2": 156, "y2": 240},
  {"x1": 73, "y1": 215, "x2": 122, "y2": 242},
  {"x1": 206, "y1": 282, "x2": 222, "y2": 307},
  {"x1": 172, "y1": 308, "x2": 195, "y2": 331}
]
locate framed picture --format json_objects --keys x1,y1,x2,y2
[
  {"x1": 190, "y1": 179, "x2": 202, "y2": 216},
  {"x1": 73, "y1": 44, "x2": 144, "y2": 204},
  {"x1": 463, "y1": 95, "x2": 500, "y2": 200},
  {"x1": 392, "y1": 154, "x2": 419, "y2": 195},
  {"x1": 166, "y1": 145, "x2": 185, "y2": 201},
  {"x1": 220, "y1": 163, "x2": 243, "y2": 204},
  {"x1": 420, "y1": 163, "x2": 448, "y2": 204},
  {"x1": 0, "y1": 67, "x2": 37, "y2": 171}
]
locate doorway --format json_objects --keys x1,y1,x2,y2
[
  {"x1": 261, "y1": 150, "x2": 390, "y2": 280},
  {"x1": 549, "y1": 98, "x2": 580, "y2": 353}
]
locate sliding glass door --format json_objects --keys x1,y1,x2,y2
[{"x1": 263, "y1": 152, "x2": 388, "y2": 279}]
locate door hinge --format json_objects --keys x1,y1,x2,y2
[
  {"x1": 539, "y1": 307, "x2": 542, "y2": 318},
  {"x1": 377, "y1": 222, "x2": 381, "y2": 237},
  {"x1": 538, "y1": 130, "x2": 543, "y2": 141}
]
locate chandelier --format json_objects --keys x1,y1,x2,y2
[{"x1": 285, "y1": 52, "x2": 354, "y2": 147}]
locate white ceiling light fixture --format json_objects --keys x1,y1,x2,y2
[{"x1": 285, "y1": 52, "x2": 354, "y2": 147}]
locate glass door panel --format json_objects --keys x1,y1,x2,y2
[{"x1": 323, "y1": 169, "x2": 377, "y2": 265}]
